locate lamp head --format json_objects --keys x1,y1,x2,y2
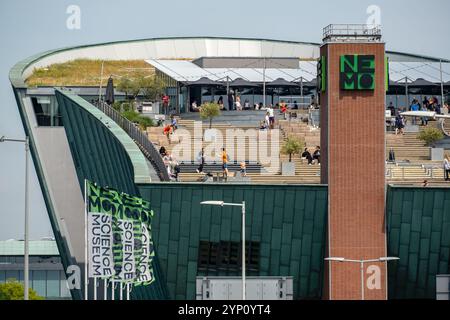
[
  {"x1": 325, "y1": 257, "x2": 346, "y2": 262},
  {"x1": 200, "y1": 201, "x2": 224, "y2": 206},
  {"x1": 379, "y1": 257, "x2": 400, "y2": 262}
]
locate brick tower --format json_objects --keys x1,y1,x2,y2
[{"x1": 319, "y1": 25, "x2": 388, "y2": 300}]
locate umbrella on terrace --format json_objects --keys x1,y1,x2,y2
[
  {"x1": 229, "y1": 78, "x2": 260, "y2": 88},
  {"x1": 409, "y1": 78, "x2": 438, "y2": 87},
  {"x1": 266, "y1": 78, "x2": 299, "y2": 87},
  {"x1": 185, "y1": 77, "x2": 223, "y2": 87},
  {"x1": 105, "y1": 76, "x2": 115, "y2": 105},
  {"x1": 303, "y1": 78, "x2": 317, "y2": 88}
]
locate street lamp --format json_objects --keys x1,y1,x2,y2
[
  {"x1": 325, "y1": 256, "x2": 399, "y2": 300},
  {"x1": 200, "y1": 200, "x2": 246, "y2": 300},
  {"x1": 0, "y1": 135, "x2": 30, "y2": 300}
]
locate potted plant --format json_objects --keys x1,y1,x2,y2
[
  {"x1": 281, "y1": 136, "x2": 304, "y2": 176},
  {"x1": 199, "y1": 102, "x2": 221, "y2": 129},
  {"x1": 417, "y1": 127, "x2": 445, "y2": 160}
]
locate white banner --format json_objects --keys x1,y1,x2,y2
[
  {"x1": 87, "y1": 212, "x2": 114, "y2": 278},
  {"x1": 135, "y1": 223, "x2": 152, "y2": 285},
  {"x1": 117, "y1": 219, "x2": 136, "y2": 281}
]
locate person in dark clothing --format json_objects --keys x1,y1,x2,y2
[
  {"x1": 218, "y1": 96, "x2": 224, "y2": 110},
  {"x1": 423, "y1": 96, "x2": 429, "y2": 110},
  {"x1": 388, "y1": 147, "x2": 396, "y2": 162},
  {"x1": 395, "y1": 114, "x2": 405, "y2": 135},
  {"x1": 159, "y1": 146, "x2": 167, "y2": 157},
  {"x1": 436, "y1": 104, "x2": 442, "y2": 115},
  {"x1": 313, "y1": 146, "x2": 321, "y2": 165},
  {"x1": 301, "y1": 148, "x2": 313, "y2": 165},
  {"x1": 196, "y1": 148, "x2": 205, "y2": 173},
  {"x1": 227, "y1": 91, "x2": 234, "y2": 111},
  {"x1": 387, "y1": 102, "x2": 395, "y2": 116}
]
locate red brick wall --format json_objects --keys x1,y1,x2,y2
[{"x1": 320, "y1": 43, "x2": 387, "y2": 300}]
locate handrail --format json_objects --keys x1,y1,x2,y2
[
  {"x1": 94, "y1": 101, "x2": 170, "y2": 181},
  {"x1": 323, "y1": 24, "x2": 382, "y2": 43},
  {"x1": 386, "y1": 162, "x2": 443, "y2": 180}
]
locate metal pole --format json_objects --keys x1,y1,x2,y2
[
  {"x1": 440, "y1": 60, "x2": 445, "y2": 107},
  {"x1": 300, "y1": 77, "x2": 304, "y2": 101},
  {"x1": 405, "y1": 77, "x2": 409, "y2": 109},
  {"x1": 99, "y1": 61, "x2": 104, "y2": 103},
  {"x1": 242, "y1": 201, "x2": 246, "y2": 300},
  {"x1": 84, "y1": 179, "x2": 88, "y2": 300},
  {"x1": 24, "y1": 136, "x2": 29, "y2": 300},
  {"x1": 119, "y1": 282, "x2": 123, "y2": 300},
  {"x1": 104, "y1": 279, "x2": 107, "y2": 300},
  {"x1": 360, "y1": 260, "x2": 364, "y2": 300},
  {"x1": 111, "y1": 280, "x2": 115, "y2": 300},
  {"x1": 93, "y1": 277, "x2": 97, "y2": 300},
  {"x1": 126, "y1": 283, "x2": 131, "y2": 300},
  {"x1": 263, "y1": 57, "x2": 266, "y2": 108}
]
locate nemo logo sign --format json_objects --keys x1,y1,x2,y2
[{"x1": 340, "y1": 55, "x2": 375, "y2": 90}]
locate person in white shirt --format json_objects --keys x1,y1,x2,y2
[
  {"x1": 235, "y1": 96, "x2": 242, "y2": 111},
  {"x1": 267, "y1": 106, "x2": 275, "y2": 129},
  {"x1": 444, "y1": 155, "x2": 450, "y2": 181}
]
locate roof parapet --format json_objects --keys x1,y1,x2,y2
[{"x1": 323, "y1": 24, "x2": 382, "y2": 43}]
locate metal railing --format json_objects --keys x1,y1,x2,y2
[
  {"x1": 94, "y1": 101, "x2": 170, "y2": 181},
  {"x1": 385, "y1": 162, "x2": 443, "y2": 180},
  {"x1": 323, "y1": 24, "x2": 382, "y2": 42}
]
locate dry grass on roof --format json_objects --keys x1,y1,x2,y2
[{"x1": 26, "y1": 59, "x2": 155, "y2": 87}]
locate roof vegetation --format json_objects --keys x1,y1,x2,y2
[{"x1": 25, "y1": 59, "x2": 154, "y2": 87}]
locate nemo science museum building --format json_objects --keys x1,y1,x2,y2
[{"x1": 8, "y1": 29, "x2": 450, "y2": 300}]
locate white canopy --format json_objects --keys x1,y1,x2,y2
[{"x1": 147, "y1": 59, "x2": 450, "y2": 84}]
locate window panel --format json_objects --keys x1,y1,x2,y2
[
  {"x1": 46, "y1": 271, "x2": 60, "y2": 298},
  {"x1": 32, "y1": 270, "x2": 46, "y2": 297}
]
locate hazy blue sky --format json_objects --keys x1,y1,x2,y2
[{"x1": 0, "y1": 0, "x2": 449, "y2": 240}]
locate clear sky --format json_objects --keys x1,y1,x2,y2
[{"x1": 0, "y1": 0, "x2": 449, "y2": 240}]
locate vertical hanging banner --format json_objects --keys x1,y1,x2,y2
[
  {"x1": 87, "y1": 182, "x2": 114, "y2": 279},
  {"x1": 86, "y1": 180, "x2": 155, "y2": 288}
]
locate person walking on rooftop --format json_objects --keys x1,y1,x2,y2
[
  {"x1": 395, "y1": 113, "x2": 405, "y2": 135},
  {"x1": 240, "y1": 161, "x2": 247, "y2": 177},
  {"x1": 265, "y1": 112, "x2": 270, "y2": 129},
  {"x1": 163, "y1": 123, "x2": 173, "y2": 143},
  {"x1": 170, "y1": 115, "x2": 178, "y2": 132},
  {"x1": 410, "y1": 98, "x2": 420, "y2": 125},
  {"x1": 421, "y1": 104, "x2": 428, "y2": 126},
  {"x1": 221, "y1": 147, "x2": 229, "y2": 179},
  {"x1": 162, "y1": 94, "x2": 170, "y2": 115},
  {"x1": 444, "y1": 155, "x2": 450, "y2": 181},
  {"x1": 268, "y1": 105, "x2": 275, "y2": 129},
  {"x1": 196, "y1": 147, "x2": 205, "y2": 173}
]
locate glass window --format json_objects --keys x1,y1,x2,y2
[
  {"x1": 46, "y1": 271, "x2": 60, "y2": 298},
  {"x1": 31, "y1": 96, "x2": 63, "y2": 127},
  {"x1": 0, "y1": 271, "x2": 5, "y2": 283},
  {"x1": 32, "y1": 270, "x2": 46, "y2": 297}
]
